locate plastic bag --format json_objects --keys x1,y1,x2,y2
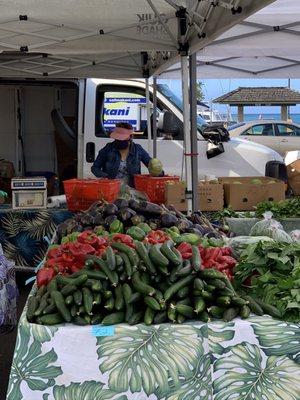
[
  {"x1": 0, "y1": 244, "x2": 18, "y2": 329},
  {"x1": 229, "y1": 236, "x2": 274, "y2": 258},
  {"x1": 289, "y1": 230, "x2": 300, "y2": 243},
  {"x1": 250, "y1": 212, "x2": 292, "y2": 243}
]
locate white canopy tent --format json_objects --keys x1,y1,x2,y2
[
  {"x1": 160, "y1": 0, "x2": 300, "y2": 79},
  {"x1": 0, "y1": 0, "x2": 273, "y2": 79}
]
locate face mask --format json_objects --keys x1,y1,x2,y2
[{"x1": 114, "y1": 140, "x2": 130, "y2": 150}]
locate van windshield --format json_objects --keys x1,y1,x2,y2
[{"x1": 157, "y1": 84, "x2": 208, "y2": 132}]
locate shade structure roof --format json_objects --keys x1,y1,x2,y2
[
  {"x1": 160, "y1": 0, "x2": 300, "y2": 79},
  {"x1": 0, "y1": 0, "x2": 273, "y2": 79},
  {"x1": 214, "y1": 87, "x2": 300, "y2": 105}
]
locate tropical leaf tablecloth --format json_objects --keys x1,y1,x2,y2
[
  {"x1": 7, "y1": 305, "x2": 300, "y2": 400},
  {"x1": 0, "y1": 209, "x2": 72, "y2": 270}
]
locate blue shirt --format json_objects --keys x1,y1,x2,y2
[{"x1": 91, "y1": 142, "x2": 151, "y2": 187}]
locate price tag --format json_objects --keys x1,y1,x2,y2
[{"x1": 91, "y1": 325, "x2": 115, "y2": 337}]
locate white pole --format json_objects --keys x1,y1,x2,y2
[
  {"x1": 145, "y1": 78, "x2": 152, "y2": 155},
  {"x1": 181, "y1": 56, "x2": 192, "y2": 212},
  {"x1": 153, "y1": 77, "x2": 158, "y2": 158}
]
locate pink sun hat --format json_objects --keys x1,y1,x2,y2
[{"x1": 110, "y1": 126, "x2": 133, "y2": 141}]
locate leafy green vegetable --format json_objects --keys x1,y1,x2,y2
[
  {"x1": 256, "y1": 198, "x2": 300, "y2": 219},
  {"x1": 234, "y1": 241, "x2": 300, "y2": 322}
]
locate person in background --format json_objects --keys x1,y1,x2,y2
[{"x1": 91, "y1": 122, "x2": 155, "y2": 187}]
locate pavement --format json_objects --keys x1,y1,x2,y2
[{"x1": 0, "y1": 273, "x2": 33, "y2": 400}]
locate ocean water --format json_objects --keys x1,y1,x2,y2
[{"x1": 231, "y1": 113, "x2": 300, "y2": 124}]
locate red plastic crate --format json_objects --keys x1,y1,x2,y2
[
  {"x1": 63, "y1": 178, "x2": 121, "y2": 211},
  {"x1": 134, "y1": 175, "x2": 180, "y2": 204}
]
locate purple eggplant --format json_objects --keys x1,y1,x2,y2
[
  {"x1": 114, "y1": 198, "x2": 129, "y2": 209},
  {"x1": 103, "y1": 203, "x2": 118, "y2": 216},
  {"x1": 161, "y1": 213, "x2": 178, "y2": 228}
]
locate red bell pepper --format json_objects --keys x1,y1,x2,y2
[
  {"x1": 77, "y1": 231, "x2": 107, "y2": 250},
  {"x1": 177, "y1": 242, "x2": 193, "y2": 259},
  {"x1": 144, "y1": 230, "x2": 170, "y2": 245},
  {"x1": 111, "y1": 233, "x2": 135, "y2": 248},
  {"x1": 36, "y1": 267, "x2": 56, "y2": 287},
  {"x1": 68, "y1": 242, "x2": 95, "y2": 261}
]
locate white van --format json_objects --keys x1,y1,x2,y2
[{"x1": 0, "y1": 78, "x2": 283, "y2": 190}]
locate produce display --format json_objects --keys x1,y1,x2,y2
[
  {"x1": 256, "y1": 197, "x2": 300, "y2": 218},
  {"x1": 234, "y1": 240, "x2": 300, "y2": 322}
]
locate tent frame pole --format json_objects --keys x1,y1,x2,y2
[
  {"x1": 181, "y1": 56, "x2": 192, "y2": 212},
  {"x1": 152, "y1": 76, "x2": 158, "y2": 158},
  {"x1": 145, "y1": 78, "x2": 152, "y2": 155},
  {"x1": 189, "y1": 53, "x2": 199, "y2": 212}
]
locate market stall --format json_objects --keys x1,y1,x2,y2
[{"x1": 7, "y1": 309, "x2": 300, "y2": 400}]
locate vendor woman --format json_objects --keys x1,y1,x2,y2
[{"x1": 91, "y1": 122, "x2": 155, "y2": 187}]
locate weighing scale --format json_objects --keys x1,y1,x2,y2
[{"x1": 11, "y1": 177, "x2": 47, "y2": 210}]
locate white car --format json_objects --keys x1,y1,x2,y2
[{"x1": 228, "y1": 120, "x2": 300, "y2": 156}]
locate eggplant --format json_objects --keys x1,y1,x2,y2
[
  {"x1": 92, "y1": 212, "x2": 104, "y2": 226},
  {"x1": 103, "y1": 203, "x2": 118, "y2": 216},
  {"x1": 176, "y1": 218, "x2": 193, "y2": 232},
  {"x1": 187, "y1": 228, "x2": 203, "y2": 236},
  {"x1": 160, "y1": 213, "x2": 178, "y2": 228},
  {"x1": 88, "y1": 201, "x2": 103, "y2": 212},
  {"x1": 80, "y1": 214, "x2": 94, "y2": 227},
  {"x1": 118, "y1": 208, "x2": 136, "y2": 222},
  {"x1": 139, "y1": 201, "x2": 163, "y2": 215},
  {"x1": 129, "y1": 199, "x2": 140, "y2": 211},
  {"x1": 114, "y1": 198, "x2": 129, "y2": 209},
  {"x1": 104, "y1": 215, "x2": 118, "y2": 227}
]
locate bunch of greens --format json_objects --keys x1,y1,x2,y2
[
  {"x1": 255, "y1": 198, "x2": 300, "y2": 219},
  {"x1": 234, "y1": 240, "x2": 300, "y2": 322}
]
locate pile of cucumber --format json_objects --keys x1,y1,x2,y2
[{"x1": 27, "y1": 241, "x2": 267, "y2": 326}]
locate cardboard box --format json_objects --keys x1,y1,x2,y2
[
  {"x1": 219, "y1": 177, "x2": 285, "y2": 211},
  {"x1": 287, "y1": 160, "x2": 300, "y2": 195},
  {"x1": 198, "y1": 182, "x2": 224, "y2": 211},
  {"x1": 0, "y1": 160, "x2": 14, "y2": 179},
  {"x1": 165, "y1": 182, "x2": 187, "y2": 211}
]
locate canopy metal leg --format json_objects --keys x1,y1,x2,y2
[
  {"x1": 181, "y1": 56, "x2": 192, "y2": 212},
  {"x1": 189, "y1": 53, "x2": 199, "y2": 212},
  {"x1": 152, "y1": 76, "x2": 158, "y2": 158},
  {"x1": 145, "y1": 78, "x2": 152, "y2": 155}
]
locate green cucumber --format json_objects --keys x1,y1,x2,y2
[
  {"x1": 115, "y1": 286, "x2": 125, "y2": 311},
  {"x1": 73, "y1": 315, "x2": 89, "y2": 325},
  {"x1": 204, "y1": 283, "x2": 216, "y2": 292},
  {"x1": 70, "y1": 305, "x2": 78, "y2": 317},
  {"x1": 144, "y1": 307, "x2": 155, "y2": 325},
  {"x1": 125, "y1": 303, "x2": 134, "y2": 322},
  {"x1": 240, "y1": 305, "x2": 251, "y2": 319},
  {"x1": 65, "y1": 295, "x2": 74, "y2": 306},
  {"x1": 168, "y1": 307, "x2": 177, "y2": 323},
  {"x1": 217, "y1": 296, "x2": 231, "y2": 306},
  {"x1": 93, "y1": 292, "x2": 102, "y2": 306},
  {"x1": 164, "y1": 275, "x2": 194, "y2": 301},
  {"x1": 208, "y1": 279, "x2": 226, "y2": 290},
  {"x1": 128, "y1": 311, "x2": 144, "y2": 325},
  {"x1": 201, "y1": 290, "x2": 213, "y2": 301},
  {"x1": 38, "y1": 313, "x2": 64, "y2": 325},
  {"x1": 57, "y1": 274, "x2": 88, "y2": 287},
  {"x1": 153, "y1": 310, "x2": 167, "y2": 324},
  {"x1": 37, "y1": 285, "x2": 47, "y2": 297},
  {"x1": 122, "y1": 283, "x2": 132, "y2": 303},
  {"x1": 231, "y1": 297, "x2": 249, "y2": 307},
  {"x1": 198, "y1": 311, "x2": 210, "y2": 323},
  {"x1": 223, "y1": 307, "x2": 239, "y2": 322},
  {"x1": 51, "y1": 291, "x2": 71, "y2": 322},
  {"x1": 177, "y1": 264, "x2": 193, "y2": 277},
  {"x1": 82, "y1": 287, "x2": 93, "y2": 314},
  {"x1": 104, "y1": 297, "x2": 115, "y2": 311},
  {"x1": 85, "y1": 279, "x2": 102, "y2": 292},
  {"x1": 73, "y1": 269, "x2": 107, "y2": 280},
  {"x1": 61, "y1": 284, "x2": 77, "y2": 296},
  {"x1": 42, "y1": 302, "x2": 56, "y2": 315},
  {"x1": 177, "y1": 286, "x2": 190, "y2": 299},
  {"x1": 47, "y1": 278, "x2": 58, "y2": 293},
  {"x1": 161, "y1": 241, "x2": 182, "y2": 266},
  {"x1": 209, "y1": 306, "x2": 223, "y2": 319},
  {"x1": 144, "y1": 296, "x2": 161, "y2": 311},
  {"x1": 135, "y1": 242, "x2": 156, "y2": 274},
  {"x1": 200, "y1": 269, "x2": 226, "y2": 281},
  {"x1": 127, "y1": 226, "x2": 146, "y2": 241},
  {"x1": 194, "y1": 297, "x2": 206, "y2": 314},
  {"x1": 105, "y1": 246, "x2": 116, "y2": 270},
  {"x1": 73, "y1": 290, "x2": 83, "y2": 306},
  {"x1": 119, "y1": 252, "x2": 133, "y2": 278},
  {"x1": 191, "y1": 245, "x2": 202, "y2": 271},
  {"x1": 177, "y1": 298, "x2": 191, "y2": 306},
  {"x1": 255, "y1": 299, "x2": 282, "y2": 319},
  {"x1": 27, "y1": 296, "x2": 39, "y2": 321},
  {"x1": 90, "y1": 315, "x2": 103, "y2": 325},
  {"x1": 115, "y1": 254, "x2": 123, "y2": 267},
  {"x1": 88, "y1": 257, "x2": 118, "y2": 286},
  {"x1": 102, "y1": 290, "x2": 112, "y2": 300},
  {"x1": 84, "y1": 259, "x2": 95, "y2": 269},
  {"x1": 34, "y1": 294, "x2": 49, "y2": 317},
  {"x1": 111, "y1": 242, "x2": 138, "y2": 267},
  {"x1": 241, "y1": 295, "x2": 263, "y2": 316},
  {"x1": 194, "y1": 278, "x2": 204, "y2": 291},
  {"x1": 128, "y1": 292, "x2": 142, "y2": 304},
  {"x1": 177, "y1": 313, "x2": 185, "y2": 324},
  {"x1": 174, "y1": 304, "x2": 194, "y2": 318},
  {"x1": 132, "y1": 272, "x2": 156, "y2": 296},
  {"x1": 149, "y1": 244, "x2": 169, "y2": 268}
]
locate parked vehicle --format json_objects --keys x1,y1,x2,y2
[
  {"x1": 228, "y1": 120, "x2": 300, "y2": 155},
  {"x1": 0, "y1": 79, "x2": 283, "y2": 191}
]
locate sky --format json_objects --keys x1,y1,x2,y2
[{"x1": 159, "y1": 78, "x2": 300, "y2": 116}]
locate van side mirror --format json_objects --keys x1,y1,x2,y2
[{"x1": 158, "y1": 110, "x2": 182, "y2": 137}]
